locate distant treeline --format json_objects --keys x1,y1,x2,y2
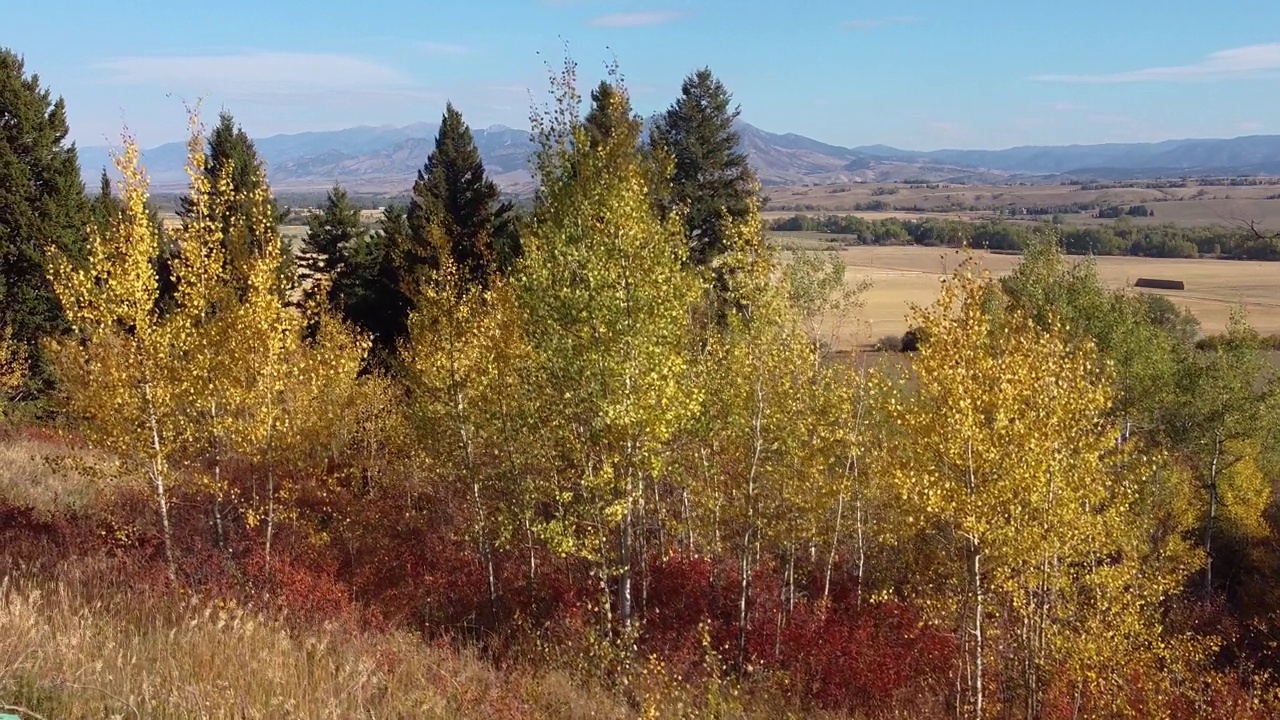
[
  {"x1": 1074, "y1": 177, "x2": 1280, "y2": 189},
  {"x1": 768, "y1": 213, "x2": 1280, "y2": 260},
  {"x1": 148, "y1": 190, "x2": 531, "y2": 220}
]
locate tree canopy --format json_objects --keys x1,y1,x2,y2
[
  {"x1": 407, "y1": 102, "x2": 519, "y2": 290},
  {"x1": 650, "y1": 67, "x2": 758, "y2": 268},
  {"x1": 0, "y1": 47, "x2": 89, "y2": 400},
  {"x1": 178, "y1": 110, "x2": 294, "y2": 294}
]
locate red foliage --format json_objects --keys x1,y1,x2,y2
[
  {"x1": 0, "y1": 500, "x2": 94, "y2": 567},
  {"x1": 637, "y1": 553, "x2": 955, "y2": 714},
  {"x1": 778, "y1": 600, "x2": 954, "y2": 712},
  {"x1": 0, "y1": 476, "x2": 1045, "y2": 718}
]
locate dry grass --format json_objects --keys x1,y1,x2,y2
[
  {"x1": 824, "y1": 245, "x2": 1280, "y2": 349},
  {"x1": 0, "y1": 560, "x2": 640, "y2": 719},
  {"x1": 0, "y1": 434, "x2": 129, "y2": 517}
]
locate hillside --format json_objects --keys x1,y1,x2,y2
[{"x1": 78, "y1": 122, "x2": 1280, "y2": 196}]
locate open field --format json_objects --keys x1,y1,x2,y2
[
  {"x1": 812, "y1": 245, "x2": 1280, "y2": 350},
  {"x1": 763, "y1": 182, "x2": 1280, "y2": 231}
]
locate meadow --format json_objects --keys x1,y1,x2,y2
[{"x1": 781, "y1": 241, "x2": 1280, "y2": 349}]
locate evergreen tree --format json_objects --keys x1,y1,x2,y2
[
  {"x1": 300, "y1": 183, "x2": 364, "y2": 306},
  {"x1": 407, "y1": 103, "x2": 518, "y2": 288},
  {"x1": 89, "y1": 167, "x2": 123, "y2": 232},
  {"x1": 650, "y1": 67, "x2": 758, "y2": 267},
  {"x1": 178, "y1": 110, "x2": 294, "y2": 293},
  {"x1": 0, "y1": 48, "x2": 89, "y2": 398},
  {"x1": 346, "y1": 204, "x2": 413, "y2": 362},
  {"x1": 584, "y1": 79, "x2": 642, "y2": 150}
]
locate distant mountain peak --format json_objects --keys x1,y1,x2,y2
[{"x1": 77, "y1": 120, "x2": 1280, "y2": 195}]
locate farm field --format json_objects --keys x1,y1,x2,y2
[
  {"x1": 815, "y1": 244, "x2": 1280, "y2": 350},
  {"x1": 762, "y1": 181, "x2": 1280, "y2": 231}
]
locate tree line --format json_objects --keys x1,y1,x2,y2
[
  {"x1": 769, "y1": 212, "x2": 1280, "y2": 260},
  {"x1": 5, "y1": 46, "x2": 1280, "y2": 718}
]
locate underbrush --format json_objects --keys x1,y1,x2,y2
[
  {"x1": 2, "y1": 430, "x2": 1277, "y2": 719},
  {"x1": 0, "y1": 432, "x2": 937, "y2": 718}
]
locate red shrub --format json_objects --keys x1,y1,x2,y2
[{"x1": 777, "y1": 600, "x2": 954, "y2": 713}]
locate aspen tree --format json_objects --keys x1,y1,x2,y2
[
  {"x1": 49, "y1": 115, "x2": 368, "y2": 578},
  {"x1": 680, "y1": 216, "x2": 854, "y2": 667},
  {"x1": 47, "y1": 133, "x2": 185, "y2": 579},
  {"x1": 515, "y1": 58, "x2": 700, "y2": 634},
  {"x1": 872, "y1": 261, "x2": 1195, "y2": 718},
  {"x1": 217, "y1": 159, "x2": 367, "y2": 566},
  {"x1": 1163, "y1": 309, "x2": 1277, "y2": 598},
  {"x1": 404, "y1": 245, "x2": 527, "y2": 616}
]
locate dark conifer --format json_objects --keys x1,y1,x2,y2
[
  {"x1": 407, "y1": 103, "x2": 518, "y2": 288},
  {"x1": 649, "y1": 68, "x2": 758, "y2": 267},
  {"x1": 0, "y1": 47, "x2": 90, "y2": 398}
]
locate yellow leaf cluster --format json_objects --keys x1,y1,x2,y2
[
  {"x1": 45, "y1": 112, "x2": 369, "y2": 570},
  {"x1": 518, "y1": 73, "x2": 702, "y2": 573},
  {"x1": 0, "y1": 324, "x2": 27, "y2": 414},
  {"x1": 870, "y1": 259, "x2": 1201, "y2": 713}
]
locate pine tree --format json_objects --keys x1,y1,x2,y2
[
  {"x1": 178, "y1": 110, "x2": 293, "y2": 293},
  {"x1": 89, "y1": 168, "x2": 123, "y2": 232},
  {"x1": 650, "y1": 67, "x2": 758, "y2": 268},
  {"x1": 584, "y1": 79, "x2": 642, "y2": 150},
  {"x1": 300, "y1": 183, "x2": 365, "y2": 311},
  {"x1": 407, "y1": 103, "x2": 518, "y2": 289},
  {"x1": 0, "y1": 47, "x2": 89, "y2": 398},
  {"x1": 344, "y1": 204, "x2": 412, "y2": 362}
]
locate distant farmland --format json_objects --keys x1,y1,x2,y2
[{"x1": 763, "y1": 180, "x2": 1280, "y2": 232}]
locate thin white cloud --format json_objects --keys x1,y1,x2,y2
[
  {"x1": 588, "y1": 10, "x2": 687, "y2": 27},
  {"x1": 96, "y1": 51, "x2": 415, "y2": 92},
  {"x1": 418, "y1": 42, "x2": 471, "y2": 56},
  {"x1": 1033, "y1": 44, "x2": 1280, "y2": 83},
  {"x1": 1239, "y1": 120, "x2": 1265, "y2": 132},
  {"x1": 842, "y1": 16, "x2": 918, "y2": 29}
]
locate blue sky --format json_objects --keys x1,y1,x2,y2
[{"x1": 8, "y1": 0, "x2": 1280, "y2": 150}]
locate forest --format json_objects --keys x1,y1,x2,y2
[{"x1": 3, "y1": 47, "x2": 1280, "y2": 719}]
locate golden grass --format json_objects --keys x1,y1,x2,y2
[
  {"x1": 826, "y1": 246, "x2": 1280, "y2": 349},
  {"x1": 0, "y1": 560, "x2": 643, "y2": 719},
  {"x1": 0, "y1": 435, "x2": 129, "y2": 517}
]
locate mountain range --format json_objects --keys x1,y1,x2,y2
[{"x1": 78, "y1": 122, "x2": 1280, "y2": 197}]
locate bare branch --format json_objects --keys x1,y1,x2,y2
[
  {"x1": 1243, "y1": 218, "x2": 1279, "y2": 241},
  {"x1": 1215, "y1": 206, "x2": 1280, "y2": 241}
]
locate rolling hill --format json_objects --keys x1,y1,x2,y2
[{"x1": 77, "y1": 122, "x2": 1280, "y2": 196}]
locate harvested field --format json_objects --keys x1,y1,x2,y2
[{"x1": 820, "y1": 245, "x2": 1280, "y2": 350}]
